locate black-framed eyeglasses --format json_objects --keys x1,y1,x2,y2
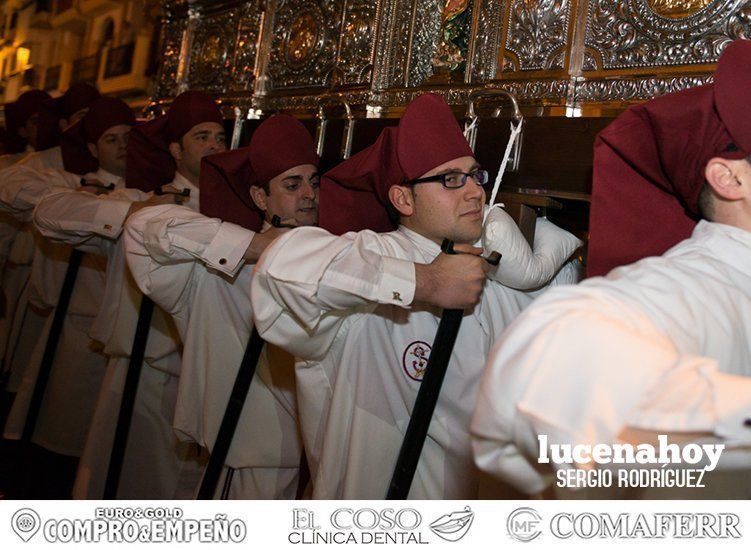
[{"x1": 405, "y1": 169, "x2": 489, "y2": 189}]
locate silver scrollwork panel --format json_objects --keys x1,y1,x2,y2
[
  {"x1": 337, "y1": 0, "x2": 379, "y2": 85},
  {"x1": 574, "y1": 74, "x2": 715, "y2": 101},
  {"x1": 504, "y1": 0, "x2": 572, "y2": 71},
  {"x1": 407, "y1": 0, "x2": 443, "y2": 86},
  {"x1": 267, "y1": 0, "x2": 342, "y2": 90},
  {"x1": 467, "y1": 0, "x2": 505, "y2": 82},
  {"x1": 585, "y1": 0, "x2": 751, "y2": 70}
]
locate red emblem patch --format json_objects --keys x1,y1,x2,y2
[{"x1": 402, "y1": 341, "x2": 432, "y2": 382}]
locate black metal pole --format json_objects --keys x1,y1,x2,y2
[
  {"x1": 103, "y1": 295, "x2": 155, "y2": 499},
  {"x1": 386, "y1": 239, "x2": 464, "y2": 499},
  {"x1": 20, "y1": 248, "x2": 83, "y2": 447},
  {"x1": 196, "y1": 326, "x2": 265, "y2": 499}
]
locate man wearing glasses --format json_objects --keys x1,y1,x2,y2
[{"x1": 251, "y1": 93, "x2": 577, "y2": 499}]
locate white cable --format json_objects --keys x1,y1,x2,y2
[
  {"x1": 463, "y1": 117, "x2": 478, "y2": 139},
  {"x1": 486, "y1": 120, "x2": 523, "y2": 220}
]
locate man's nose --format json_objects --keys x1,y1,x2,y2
[
  {"x1": 464, "y1": 177, "x2": 484, "y2": 200},
  {"x1": 211, "y1": 136, "x2": 227, "y2": 151},
  {"x1": 301, "y1": 181, "x2": 316, "y2": 200}
]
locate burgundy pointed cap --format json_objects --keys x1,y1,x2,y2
[
  {"x1": 199, "y1": 148, "x2": 264, "y2": 231},
  {"x1": 587, "y1": 39, "x2": 751, "y2": 277},
  {"x1": 248, "y1": 114, "x2": 319, "y2": 184}
]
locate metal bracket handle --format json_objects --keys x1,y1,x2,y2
[
  {"x1": 316, "y1": 94, "x2": 355, "y2": 159},
  {"x1": 464, "y1": 89, "x2": 524, "y2": 172}
]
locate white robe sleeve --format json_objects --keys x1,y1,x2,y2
[
  {"x1": 123, "y1": 204, "x2": 255, "y2": 315},
  {"x1": 33, "y1": 187, "x2": 146, "y2": 255},
  {"x1": 470, "y1": 287, "x2": 751, "y2": 494},
  {"x1": 0, "y1": 165, "x2": 79, "y2": 220},
  {"x1": 251, "y1": 227, "x2": 416, "y2": 360},
  {"x1": 17, "y1": 146, "x2": 64, "y2": 172},
  {"x1": 482, "y1": 206, "x2": 583, "y2": 290}
]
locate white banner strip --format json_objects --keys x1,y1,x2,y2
[{"x1": 1, "y1": 500, "x2": 749, "y2": 549}]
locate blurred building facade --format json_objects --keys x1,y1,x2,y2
[{"x1": 0, "y1": 0, "x2": 159, "y2": 105}]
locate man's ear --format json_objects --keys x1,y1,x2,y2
[
  {"x1": 705, "y1": 157, "x2": 745, "y2": 201},
  {"x1": 388, "y1": 185, "x2": 415, "y2": 217},
  {"x1": 249, "y1": 185, "x2": 268, "y2": 212},
  {"x1": 168, "y1": 142, "x2": 182, "y2": 163},
  {"x1": 87, "y1": 142, "x2": 99, "y2": 159}
]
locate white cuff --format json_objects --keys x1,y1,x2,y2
[
  {"x1": 92, "y1": 198, "x2": 132, "y2": 239},
  {"x1": 713, "y1": 372, "x2": 751, "y2": 445},
  {"x1": 377, "y1": 256, "x2": 416, "y2": 306},
  {"x1": 204, "y1": 221, "x2": 255, "y2": 276}
]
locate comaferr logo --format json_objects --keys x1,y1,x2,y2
[
  {"x1": 507, "y1": 507, "x2": 542, "y2": 542},
  {"x1": 550, "y1": 512, "x2": 742, "y2": 539},
  {"x1": 402, "y1": 341, "x2": 431, "y2": 381},
  {"x1": 505, "y1": 508, "x2": 743, "y2": 541}
]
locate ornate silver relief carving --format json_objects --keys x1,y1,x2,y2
[
  {"x1": 574, "y1": 74, "x2": 714, "y2": 101},
  {"x1": 262, "y1": 89, "x2": 372, "y2": 111},
  {"x1": 154, "y1": 17, "x2": 187, "y2": 98},
  {"x1": 586, "y1": 0, "x2": 750, "y2": 69},
  {"x1": 502, "y1": 53, "x2": 518, "y2": 72},
  {"x1": 370, "y1": 0, "x2": 395, "y2": 89},
  {"x1": 491, "y1": 79, "x2": 570, "y2": 100},
  {"x1": 268, "y1": 0, "x2": 341, "y2": 90},
  {"x1": 582, "y1": 50, "x2": 598, "y2": 71},
  {"x1": 505, "y1": 0, "x2": 571, "y2": 71},
  {"x1": 188, "y1": 8, "x2": 240, "y2": 92},
  {"x1": 228, "y1": 2, "x2": 263, "y2": 92},
  {"x1": 383, "y1": 0, "x2": 413, "y2": 88},
  {"x1": 468, "y1": 0, "x2": 504, "y2": 82},
  {"x1": 152, "y1": 0, "x2": 749, "y2": 115},
  {"x1": 407, "y1": 0, "x2": 444, "y2": 86},
  {"x1": 372, "y1": 79, "x2": 570, "y2": 108},
  {"x1": 337, "y1": 0, "x2": 378, "y2": 85}
]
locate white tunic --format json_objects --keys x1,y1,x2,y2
[
  {"x1": 0, "y1": 159, "x2": 56, "y2": 373},
  {"x1": 33, "y1": 172, "x2": 201, "y2": 497},
  {"x1": 0, "y1": 166, "x2": 81, "y2": 387},
  {"x1": 0, "y1": 148, "x2": 67, "y2": 374},
  {"x1": 1, "y1": 167, "x2": 115, "y2": 455},
  {"x1": 471, "y1": 221, "x2": 751, "y2": 495},
  {"x1": 251, "y1": 225, "x2": 551, "y2": 499},
  {"x1": 124, "y1": 205, "x2": 302, "y2": 499}
]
